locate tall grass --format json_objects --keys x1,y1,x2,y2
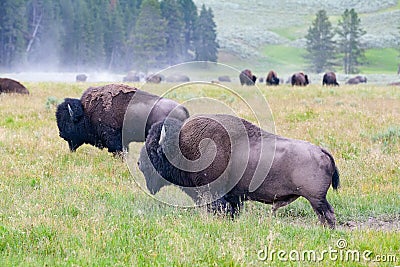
[{"x1": 0, "y1": 82, "x2": 399, "y2": 266}]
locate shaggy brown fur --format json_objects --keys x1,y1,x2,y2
[{"x1": 0, "y1": 78, "x2": 29, "y2": 94}]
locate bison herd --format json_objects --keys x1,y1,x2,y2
[
  {"x1": 52, "y1": 79, "x2": 342, "y2": 229},
  {"x1": 14, "y1": 65, "x2": 399, "y2": 229}
]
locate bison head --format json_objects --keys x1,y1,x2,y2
[{"x1": 56, "y1": 98, "x2": 88, "y2": 151}]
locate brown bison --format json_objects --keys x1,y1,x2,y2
[
  {"x1": 291, "y1": 72, "x2": 309, "y2": 86},
  {"x1": 239, "y1": 69, "x2": 257, "y2": 86},
  {"x1": 56, "y1": 84, "x2": 189, "y2": 153},
  {"x1": 346, "y1": 75, "x2": 367, "y2": 85},
  {"x1": 138, "y1": 114, "x2": 340, "y2": 228},
  {"x1": 0, "y1": 78, "x2": 29, "y2": 94},
  {"x1": 218, "y1": 75, "x2": 231, "y2": 82},
  {"x1": 266, "y1": 70, "x2": 280, "y2": 85},
  {"x1": 165, "y1": 74, "x2": 190, "y2": 83},
  {"x1": 146, "y1": 74, "x2": 163, "y2": 84},
  {"x1": 76, "y1": 74, "x2": 88, "y2": 82},
  {"x1": 322, "y1": 72, "x2": 339, "y2": 86}
]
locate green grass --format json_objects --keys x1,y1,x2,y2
[
  {"x1": 0, "y1": 82, "x2": 399, "y2": 266},
  {"x1": 359, "y1": 48, "x2": 400, "y2": 74}
]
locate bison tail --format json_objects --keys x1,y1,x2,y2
[
  {"x1": 321, "y1": 148, "x2": 340, "y2": 190},
  {"x1": 332, "y1": 166, "x2": 340, "y2": 190}
]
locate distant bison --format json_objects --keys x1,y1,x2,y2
[
  {"x1": 56, "y1": 84, "x2": 189, "y2": 153},
  {"x1": 146, "y1": 74, "x2": 163, "y2": 84},
  {"x1": 291, "y1": 72, "x2": 309, "y2": 86},
  {"x1": 322, "y1": 72, "x2": 339, "y2": 86},
  {"x1": 266, "y1": 70, "x2": 280, "y2": 85},
  {"x1": 0, "y1": 78, "x2": 29, "y2": 94},
  {"x1": 346, "y1": 75, "x2": 367, "y2": 85},
  {"x1": 218, "y1": 76, "x2": 231, "y2": 82},
  {"x1": 166, "y1": 74, "x2": 190, "y2": 83},
  {"x1": 139, "y1": 114, "x2": 340, "y2": 228},
  {"x1": 76, "y1": 74, "x2": 88, "y2": 82},
  {"x1": 123, "y1": 71, "x2": 143, "y2": 82},
  {"x1": 239, "y1": 69, "x2": 257, "y2": 86}
]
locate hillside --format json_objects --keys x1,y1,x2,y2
[{"x1": 193, "y1": 0, "x2": 400, "y2": 73}]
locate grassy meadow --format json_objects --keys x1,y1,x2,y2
[{"x1": 0, "y1": 81, "x2": 399, "y2": 266}]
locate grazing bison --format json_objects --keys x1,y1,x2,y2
[
  {"x1": 291, "y1": 72, "x2": 309, "y2": 86},
  {"x1": 266, "y1": 70, "x2": 280, "y2": 85},
  {"x1": 146, "y1": 74, "x2": 163, "y2": 84},
  {"x1": 322, "y1": 72, "x2": 339, "y2": 86},
  {"x1": 0, "y1": 78, "x2": 29, "y2": 94},
  {"x1": 76, "y1": 74, "x2": 88, "y2": 82},
  {"x1": 218, "y1": 75, "x2": 231, "y2": 82},
  {"x1": 138, "y1": 114, "x2": 340, "y2": 228},
  {"x1": 56, "y1": 84, "x2": 189, "y2": 153},
  {"x1": 346, "y1": 75, "x2": 367, "y2": 85},
  {"x1": 239, "y1": 69, "x2": 257, "y2": 86},
  {"x1": 166, "y1": 74, "x2": 190, "y2": 83}
]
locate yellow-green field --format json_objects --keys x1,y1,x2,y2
[{"x1": 0, "y1": 82, "x2": 399, "y2": 266}]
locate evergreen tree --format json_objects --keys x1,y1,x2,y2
[
  {"x1": 178, "y1": 0, "x2": 197, "y2": 60},
  {"x1": 194, "y1": 5, "x2": 219, "y2": 63},
  {"x1": 134, "y1": 0, "x2": 167, "y2": 71},
  {"x1": 104, "y1": 3, "x2": 126, "y2": 71},
  {"x1": 0, "y1": 0, "x2": 27, "y2": 70},
  {"x1": 305, "y1": 10, "x2": 336, "y2": 73},
  {"x1": 336, "y1": 8, "x2": 366, "y2": 74},
  {"x1": 161, "y1": 0, "x2": 184, "y2": 65}
]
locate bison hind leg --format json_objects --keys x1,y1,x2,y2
[{"x1": 308, "y1": 197, "x2": 336, "y2": 229}]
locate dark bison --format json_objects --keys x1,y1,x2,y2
[
  {"x1": 76, "y1": 74, "x2": 88, "y2": 82},
  {"x1": 56, "y1": 84, "x2": 189, "y2": 153},
  {"x1": 322, "y1": 72, "x2": 339, "y2": 86},
  {"x1": 291, "y1": 72, "x2": 309, "y2": 86},
  {"x1": 266, "y1": 70, "x2": 280, "y2": 85},
  {"x1": 0, "y1": 78, "x2": 29, "y2": 94},
  {"x1": 138, "y1": 114, "x2": 340, "y2": 228},
  {"x1": 146, "y1": 74, "x2": 163, "y2": 84},
  {"x1": 165, "y1": 74, "x2": 190, "y2": 83},
  {"x1": 239, "y1": 69, "x2": 257, "y2": 86},
  {"x1": 123, "y1": 71, "x2": 143, "y2": 82},
  {"x1": 218, "y1": 75, "x2": 231, "y2": 82},
  {"x1": 346, "y1": 75, "x2": 367, "y2": 85}
]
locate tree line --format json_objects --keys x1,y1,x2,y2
[
  {"x1": 0, "y1": 0, "x2": 218, "y2": 72},
  {"x1": 305, "y1": 8, "x2": 367, "y2": 74}
]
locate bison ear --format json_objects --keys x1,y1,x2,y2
[{"x1": 159, "y1": 124, "x2": 166, "y2": 145}]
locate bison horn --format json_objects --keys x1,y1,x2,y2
[
  {"x1": 67, "y1": 104, "x2": 74, "y2": 118},
  {"x1": 159, "y1": 124, "x2": 166, "y2": 145}
]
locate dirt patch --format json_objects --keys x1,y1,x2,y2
[{"x1": 340, "y1": 217, "x2": 400, "y2": 231}]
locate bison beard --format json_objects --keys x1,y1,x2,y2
[{"x1": 139, "y1": 115, "x2": 340, "y2": 228}]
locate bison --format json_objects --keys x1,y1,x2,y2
[
  {"x1": 239, "y1": 69, "x2": 257, "y2": 86},
  {"x1": 322, "y1": 72, "x2": 339, "y2": 86},
  {"x1": 138, "y1": 114, "x2": 340, "y2": 228},
  {"x1": 346, "y1": 75, "x2": 367, "y2": 85},
  {"x1": 266, "y1": 70, "x2": 280, "y2": 86},
  {"x1": 56, "y1": 84, "x2": 189, "y2": 153},
  {"x1": 165, "y1": 74, "x2": 190, "y2": 83},
  {"x1": 146, "y1": 74, "x2": 163, "y2": 84},
  {"x1": 291, "y1": 72, "x2": 309, "y2": 86},
  {"x1": 218, "y1": 75, "x2": 231, "y2": 82},
  {"x1": 0, "y1": 78, "x2": 29, "y2": 94},
  {"x1": 76, "y1": 74, "x2": 88, "y2": 82}
]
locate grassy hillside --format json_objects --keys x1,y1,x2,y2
[
  {"x1": 0, "y1": 82, "x2": 399, "y2": 266},
  {"x1": 194, "y1": 0, "x2": 400, "y2": 74}
]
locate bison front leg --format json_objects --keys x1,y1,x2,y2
[{"x1": 308, "y1": 197, "x2": 336, "y2": 229}]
